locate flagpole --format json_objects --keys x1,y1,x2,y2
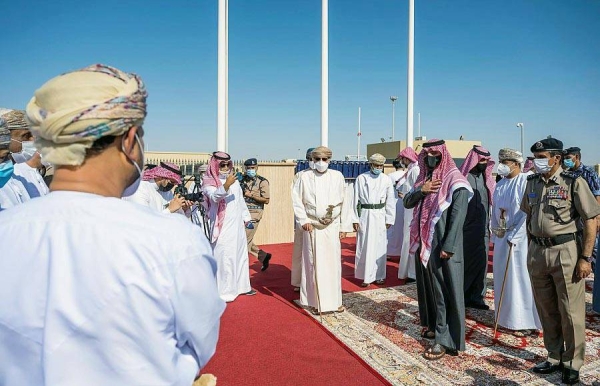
[
  {"x1": 217, "y1": 0, "x2": 227, "y2": 151},
  {"x1": 406, "y1": 0, "x2": 415, "y2": 148},
  {"x1": 321, "y1": 0, "x2": 329, "y2": 147},
  {"x1": 357, "y1": 107, "x2": 361, "y2": 160}
]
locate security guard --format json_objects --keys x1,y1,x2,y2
[
  {"x1": 521, "y1": 138, "x2": 600, "y2": 385},
  {"x1": 241, "y1": 158, "x2": 272, "y2": 271}
]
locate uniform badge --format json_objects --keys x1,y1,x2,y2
[
  {"x1": 546, "y1": 186, "x2": 567, "y2": 200},
  {"x1": 535, "y1": 141, "x2": 543, "y2": 149}
]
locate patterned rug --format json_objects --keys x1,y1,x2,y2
[{"x1": 310, "y1": 275, "x2": 600, "y2": 385}]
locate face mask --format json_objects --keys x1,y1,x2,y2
[
  {"x1": 219, "y1": 171, "x2": 230, "y2": 178},
  {"x1": 371, "y1": 167, "x2": 382, "y2": 175},
  {"x1": 308, "y1": 160, "x2": 315, "y2": 170},
  {"x1": 159, "y1": 182, "x2": 175, "y2": 192},
  {"x1": 563, "y1": 158, "x2": 575, "y2": 169},
  {"x1": 497, "y1": 163, "x2": 512, "y2": 177},
  {"x1": 0, "y1": 160, "x2": 15, "y2": 188},
  {"x1": 533, "y1": 158, "x2": 553, "y2": 174},
  {"x1": 425, "y1": 155, "x2": 441, "y2": 169},
  {"x1": 11, "y1": 140, "x2": 37, "y2": 164},
  {"x1": 246, "y1": 169, "x2": 257, "y2": 178},
  {"x1": 121, "y1": 133, "x2": 144, "y2": 197},
  {"x1": 315, "y1": 160, "x2": 328, "y2": 173},
  {"x1": 474, "y1": 163, "x2": 487, "y2": 173}
]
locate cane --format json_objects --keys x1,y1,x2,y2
[
  {"x1": 493, "y1": 242, "x2": 513, "y2": 339},
  {"x1": 308, "y1": 227, "x2": 323, "y2": 323}
]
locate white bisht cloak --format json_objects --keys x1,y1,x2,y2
[
  {"x1": 352, "y1": 172, "x2": 396, "y2": 283},
  {"x1": 398, "y1": 163, "x2": 420, "y2": 279},
  {"x1": 203, "y1": 178, "x2": 252, "y2": 302},
  {"x1": 386, "y1": 170, "x2": 406, "y2": 256},
  {"x1": 292, "y1": 168, "x2": 346, "y2": 312},
  {"x1": 491, "y1": 173, "x2": 541, "y2": 330}
]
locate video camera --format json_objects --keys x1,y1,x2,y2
[{"x1": 174, "y1": 174, "x2": 204, "y2": 203}]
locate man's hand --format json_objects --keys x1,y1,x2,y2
[
  {"x1": 168, "y1": 194, "x2": 186, "y2": 213},
  {"x1": 386, "y1": 224, "x2": 391, "y2": 229},
  {"x1": 244, "y1": 190, "x2": 253, "y2": 198},
  {"x1": 507, "y1": 239, "x2": 514, "y2": 246},
  {"x1": 576, "y1": 259, "x2": 592, "y2": 280},
  {"x1": 223, "y1": 172, "x2": 237, "y2": 191},
  {"x1": 339, "y1": 232, "x2": 347, "y2": 239},
  {"x1": 353, "y1": 223, "x2": 359, "y2": 232},
  {"x1": 181, "y1": 199, "x2": 194, "y2": 211},
  {"x1": 397, "y1": 192, "x2": 404, "y2": 198},
  {"x1": 422, "y1": 179, "x2": 442, "y2": 195},
  {"x1": 440, "y1": 250, "x2": 454, "y2": 259},
  {"x1": 302, "y1": 223, "x2": 313, "y2": 232}
]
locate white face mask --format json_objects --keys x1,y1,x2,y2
[
  {"x1": 533, "y1": 158, "x2": 553, "y2": 174},
  {"x1": 497, "y1": 163, "x2": 512, "y2": 177},
  {"x1": 11, "y1": 140, "x2": 37, "y2": 164},
  {"x1": 308, "y1": 160, "x2": 315, "y2": 170},
  {"x1": 121, "y1": 133, "x2": 144, "y2": 197},
  {"x1": 315, "y1": 160, "x2": 328, "y2": 173}
]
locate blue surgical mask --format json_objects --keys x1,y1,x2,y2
[
  {"x1": 0, "y1": 160, "x2": 15, "y2": 188},
  {"x1": 246, "y1": 169, "x2": 257, "y2": 178},
  {"x1": 563, "y1": 158, "x2": 575, "y2": 169},
  {"x1": 371, "y1": 168, "x2": 382, "y2": 175}
]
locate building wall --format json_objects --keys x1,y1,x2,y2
[{"x1": 367, "y1": 139, "x2": 481, "y2": 160}]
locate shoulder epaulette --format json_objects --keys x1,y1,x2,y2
[
  {"x1": 527, "y1": 173, "x2": 540, "y2": 181},
  {"x1": 560, "y1": 171, "x2": 579, "y2": 180},
  {"x1": 257, "y1": 175, "x2": 267, "y2": 182}
]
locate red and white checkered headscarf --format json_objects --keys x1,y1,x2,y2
[
  {"x1": 142, "y1": 162, "x2": 182, "y2": 184},
  {"x1": 409, "y1": 139, "x2": 473, "y2": 267},
  {"x1": 459, "y1": 145, "x2": 495, "y2": 205},
  {"x1": 203, "y1": 152, "x2": 233, "y2": 242},
  {"x1": 397, "y1": 147, "x2": 418, "y2": 164}
]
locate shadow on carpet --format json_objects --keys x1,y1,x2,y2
[{"x1": 308, "y1": 275, "x2": 600, "y2": 386}]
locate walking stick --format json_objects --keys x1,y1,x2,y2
[
  {"x1": 493, "y1": 242, "x2": 513, "y2": 339},
  {"x1": 308, "y1": 227, "x2": 323, "y2": 323}
]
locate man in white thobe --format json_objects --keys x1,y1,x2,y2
[
  {"x1": 353, "y1": 153, "x2": 396, "y2": 286},
  {"x1": 291, "y1": 147, "x2": 316, "y2": 291},
  {"x1": 13, "y1": 152, "x2": 49, "y2": 198},
  {"x1": 202, "y1": 151, "x2": 255, "y2": 302},
  {"x1": 0, "y1": 65, "x2": 224, "y2": 386},
  {"x1": 397, "y1": 147, "x2": 420, "y2": 282},
  {"x1": 492, "y1": 148, "x2": 541, "y2": 334},
  {"x1": 0, "y1": 112, "x2": 31, "y2": 211},
  {"x1": 386, "y1": 158, "x2": 406, "y2": 258},
  {"x1": 292, "y1": 146, "x2": 347, "y2": 314}
]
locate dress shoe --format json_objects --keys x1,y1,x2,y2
[
  {"x1": 404, "y1": 278, "x2": 416, "y2": 284},
  {"x1": 532, "y1": 361, "x2": 563, "y2": 374},
  {"x1": 561, "y1": 368, "x2": 579, "y2": 385},
  {"x1": 261, "y1": 253, "x2": 272, "y2": 271},
  {"x1": 244, "y1": 289, "x2": 257, "y2": 296},
  {"x1": 465, "y1": 301, "x2": 490, "y2": 310}
]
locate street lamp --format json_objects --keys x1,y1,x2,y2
[
  {"x1": 516, "y1": 123, "x2": 524, "y2": 156},
  {"x1": 390, "y1": 96, "x2": 398, "y2": 141}
]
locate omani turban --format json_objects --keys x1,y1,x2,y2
[
  {"x1": 369, "y1": 153, "x2": 386, "y2": 165},
  {"x1": 498, "y1": 148, "x2": 523, "y2": 164},
  {"x1": 26, "y1": 64, "x2": 147, "y2": 166},
  {"x1": 311, "y1": 146, "x2": 332, "y2": 159}
]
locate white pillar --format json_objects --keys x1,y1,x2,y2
[
  {"x1": 224, "y1": 0, "x2": 229, "y2": 153},
  {"x1": 217, "y1": 0, "x2": 227, "y2": 152},
  {"x1": 357, "y1": 107, "x2": 361, "y2": 160},
  {"x1": 321, "y1": 0, "x2": 329, "y2": 147},
  {"x1": 406, "y1": 0, "x2": 415, "y2": 148}
]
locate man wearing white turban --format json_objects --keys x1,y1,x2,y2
[
  {"x1": 0, "y1": 112, "x2": 31, "y2": 210},
  {"x1": 0, "y1": 64, "x2": 224, "y2": 386},
  {"x1": 352, "y1": 153, "x2": 396, "y2": 286}
]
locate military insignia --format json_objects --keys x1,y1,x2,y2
[
  {"x1": 535, "y1": 141, "x2": 543, "y2": 149},
  {"x1": 527, "y1": 174, "x2": 540, "y2": 180},
  {"x1": 546, "y1": 186, "x2": 568, "y2": 200}
]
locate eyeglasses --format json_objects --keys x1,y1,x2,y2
[
  {"x1": 313, "y1": 157, "x2": 329, "y2": 162},
  {"x1": 219, "y1": 162, "x2": 230, "y2": 167}
]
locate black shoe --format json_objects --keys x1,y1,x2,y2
[
  {"x1": 244, "y1": 289, "x2": 257, "y2": 296},
  {"x1": 532, "y1": 361, "x2": 563, "y2": 374},
  {"x1": 405, "y1": 278, "x2": 416, "y2": 284},
  {"x1": 465, "y1": 301, "x2": 490, "y2": 310},
  {"x1": 261, "y1": 253, "x2": 272, "y2": 271},
  {"x1": 561, "y1": 368, "x2": 579, "y2": 385}
]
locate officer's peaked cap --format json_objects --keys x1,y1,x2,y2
[
  {"x1": 244, "y1": 158, "x2": 258, "y2": 166},
  {"x1": 530, "y1": 138, "x2": 563, "y2": 153}
]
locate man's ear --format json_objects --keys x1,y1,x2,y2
[{"x1": 122, "y1": 126, "x2": 140, "y2": 154}]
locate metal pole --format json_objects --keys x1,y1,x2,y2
[
  {"x1": 224, "y1": 0, "x2": 229, "y2": 153},
  {"x1": 418, "y1": 112, "x2": 421, "y2": 137},
  {"x1": 321, "y1": 0, "x2": 329, "y2": 147},
  {"x1": 406, "y1": 0, "x2": 415, "y2": 148},
  {"x1": 217, "y1": 0, "x2": 226, "y2": 151},
  {"x1": 357, "y1": 107, "x2": 361, "y2": 160},
  {"x1": 517, "y1": 123, "x2": 524, "y2": 155}
]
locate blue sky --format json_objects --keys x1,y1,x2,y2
[{"x1": 2, "y1": 0, "x2": 599, "y2": 164}]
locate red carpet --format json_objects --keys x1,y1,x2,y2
[{"x1": 202, "y1": 238, "x2": 395, "y2": 386}]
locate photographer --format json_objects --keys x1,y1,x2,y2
[
  {"x1": 124, "y1": 162, "x2": 192, "y2": 214},
  {"x1": 241, "y1": 158, "x2": 272, "y2": 271}
]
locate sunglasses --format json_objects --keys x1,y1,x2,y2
[
  {"x1": 313, "y1": 157, "x2": 329, "y2": 162},
  {"x1": 219, "y1": 162, "x2": 230, "y2": 167}
]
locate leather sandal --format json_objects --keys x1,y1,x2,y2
[
  {"x1": 423, "y1": 343, "x2": 447, "y2": 360},
  {"x1": 420, "y1": 328, "x2": 435, "y2": 339}
]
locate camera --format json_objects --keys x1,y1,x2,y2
[{"x1": 174, "y1": 174, "x2": 204, "y2": 202}]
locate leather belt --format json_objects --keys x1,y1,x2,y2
[
  {"x1": 360, "y1": 203, "x2": 386, "y2": 210},
  {"x1": 531, "y1": 233, "x2": 576, "y2": 247},
  {"x1": 246, "y1": 205, "x2": 263, "y2": 210}
]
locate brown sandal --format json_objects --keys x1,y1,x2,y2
[
  {"x1": 423, "y1": 343, "x2": 447, "y2": 360},
  {"x1": 336, "y1": 305, "x2": 345, "y2": 313},
  {"x1": 420, "y1": 328, "x2": 435, "y2": 339}
]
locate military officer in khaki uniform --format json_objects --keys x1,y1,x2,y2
[
  {"x1": 521, "y1": 138, "x2": 600, "y2": 385},
  {"x1": 241, "y1": 158, "x2": 272, "y2": 271}
]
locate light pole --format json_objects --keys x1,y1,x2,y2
[
  {"x1": 390, "y1": 96, "x2": 398, "y2": 141},
  {"x1": 516, "y1": 123, "x2": 524, "y2": 155}
]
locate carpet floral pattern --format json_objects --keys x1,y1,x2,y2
[{"x1": 311, "y1": 276, "x2": 600, "y2": 385}]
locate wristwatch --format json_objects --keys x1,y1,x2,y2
[{"x1": 579, "y1": 255, "x2": 593, "y2": 263}]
